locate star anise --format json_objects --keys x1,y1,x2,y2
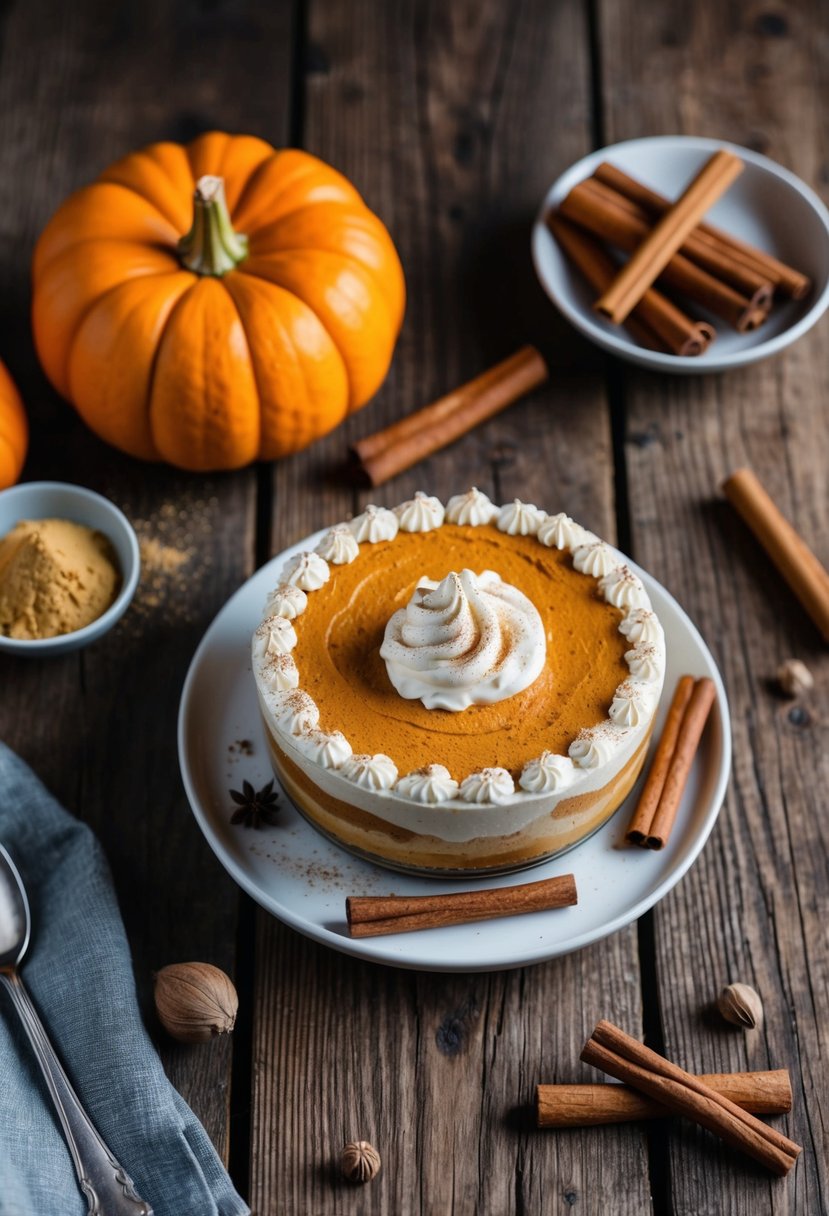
[{"x1": 229, "y1": 779, "x2": 281, "y2": 828}]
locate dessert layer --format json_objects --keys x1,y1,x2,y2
[
  {"x1": 269, "y1": 732, "x2": 650, "y2": 870},
  {"x1": 291, "y1": 525, "x2": 629, "y2": 777}
]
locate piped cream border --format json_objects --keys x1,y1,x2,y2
[{"x1": 251, "y1": 491, "x2": 666, "y2": 811}]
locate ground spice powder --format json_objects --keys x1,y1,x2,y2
[{"x1": 0, "y1": 517, "x2": 120, "y2": 639}]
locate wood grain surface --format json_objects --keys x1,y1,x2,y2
[
  {"x1": 599, "y1": 1, "x2": 829, "y2": 1212},
  {"x1": 0, "y1": 0, "x2": 826, "y2": 1213}
]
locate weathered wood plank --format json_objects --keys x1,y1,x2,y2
[
  {"x1": 598, "y1": 1, "x2": 829, "y2": 1209},
  {"x1": 0, "y1": 0, "x2": 296, "y2": 1159},
  {"x1": 253, "y1": 2, "x2": 651, "y2": 1212}
]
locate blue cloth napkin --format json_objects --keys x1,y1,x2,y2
[{"x1": 0, "y1": 743, "x2": 249, "y2": 1216}]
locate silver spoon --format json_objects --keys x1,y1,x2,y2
[{"x1": 0, "y1": 842, "x2": 153, "y2": 1215}]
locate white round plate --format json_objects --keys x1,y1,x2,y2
[
  {"x1": 178, "y1": 531, "x2": 731, "y2": 972},
  {"x1": 532, "y1": 135, "x2": 829, "y2": 373}
]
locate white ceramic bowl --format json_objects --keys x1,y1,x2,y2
[
  {"x1": 0, "y1": 481, "x2": 140, "y2": 656},
  {"x1": 532, "y1": 135, "x2": 829, "y2": 373}
]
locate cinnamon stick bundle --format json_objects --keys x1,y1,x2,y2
[
  {"x1": 346, "y1": 873, "x2": 577, "y2": 937},
  {"x1": 351, "y1": 345, "x2": 548, "y2": 487},
  {"x1": 722, "y1": 467, "x2": 829, "y2": 642},
  {"x1": 537, "y1": 1069, "x2": 792, "y2": 1127},
  {"x1": 627, "y1": 675, "x2": 716, "y2": 849},
  {"x1": 581, "y1": 1021, "x2": 802, "y2": 1175},
  {"x1": 549, "y1": 214, "x2": 715, "y2": 356},
  {"x1": 582, "y1": 177, "x2": 773, "y2": 308},
  {"x1": 594, "y1": 161, "x2": 811, "y2": 300},
  {"x1": 558, "y1": 182, "x2": 766, "y2": 332},
  {"x1": 595, "y1": 150, "x2": 745, "y2": 323}
]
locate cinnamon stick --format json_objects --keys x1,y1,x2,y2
[
  {"x1": 581, "y1": 1021, "x2": 801, "y2": 1175},
  {"x1": 559, "y1": 181, "x2": 765, "y2": 331},
  {"x1": 582, "y1": 177, "x2": 773, "y2": 308},
  {"x1": 594, "y1": 161, "x2": 811, "y2": 300},
  {"x1": 537, "y1": 1069, "x2": 792, "y2": 1127},
  {"x1": 722, "y1": 467, "x2": 829, "y2": 642},
  {"x1": 549, "y1": 214, "x2": 715, "y2": 356},
  {"x1": 351, "y1": 345, "x2": 548, "y2": 487},
  {"x1": 626, "y1": 675, "x2": 696, "y2": 845},
  {"x1": 596, "y1": 150, "x2": 745, "y2": 323},
  {"x1": 346, "y1": 873, "x2": 577, "y2": 937},
  {"x1": 644, "y1": 676, "x2": 717, "y2": 850}
]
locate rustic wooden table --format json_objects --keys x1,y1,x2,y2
[{"x1": 1, "y1": 1, "x2": 826, "y2": 1212}]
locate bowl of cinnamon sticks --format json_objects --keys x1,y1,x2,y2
[{"x1": 532, "y1": 135, "x2": 829, "y2": 372}]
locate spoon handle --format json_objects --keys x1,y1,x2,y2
[{"x1": 1, "y1": 970, "x2": 153, "y2": 1215}]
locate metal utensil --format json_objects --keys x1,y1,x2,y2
[{"x1": 0, "y1": 842, "x2": 153, "y2": 1214}]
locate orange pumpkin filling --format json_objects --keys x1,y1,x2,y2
[{"x1": 292, "y1": 524, "x2": 629, "y2": 778}]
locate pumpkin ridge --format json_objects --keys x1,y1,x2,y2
[
  {"x1": 72, "y1": 273, "x2": 193, "y2": 463},
  {"x1": 35, "y1": 234, "x2": 183, "y2": 275},
  {"x1": 212, "y1": 277, "x2": 265, "y2": 457},
  {"x1": 232, "y1": 150, "x2": 363, "y2": 233},
  {"x1": 54, "y1": 264, "x2": 189, "y2": 399},
  {"x1": 234, "y1": 264, "x2": 358, "y2": 406},
  {"x1": 238, "y1": 197, "x2": 376, "y2": 239},
  {"x1": 33, "y1": 183, "x2": 181, "y2": 279},
  {"x1": 186, "y1": 132, "x2": 275, "y2": 214},
  {"x1": 224, "y1": 273, "x2": 350, "y2": 456},
  {"x1": 100, "y1": 146, "x2": 194, "y2": 232},
  {"x1": 244, "y1": 240, "x2": 401, "y2": 325},
  {"x1": 149, "y1": 278, "x2": 261, "y2": 469},
  {"x1": 184, "y1": 131, "x2": 231, "y2": 181}
]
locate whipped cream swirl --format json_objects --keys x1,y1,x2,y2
[
  {"x1": 573, "y1": 542, "x2": 617, "y2": 577},
  {"x1": 281, "y1": 551, "x2": 330, "y2": 591},
  {"x1": 519, "y1": 751, "x2": 576, "y2": 793},
  {"x1": 380, "y1": 568, "x2": 546, "y2": 711},
  {"x1": 341, "y1": 753, "x2": 398, "y2": 790},
  {"x1": 619, "y1": 608, "x2": 661, "y2": 646},
  {"x1": 395, "y1": 765, "x2": 459, "y2": 803},
  {"x1": 537, "y1": 513, "x2": 596, "y2": 550},
  {"x1": 445, "y1": 487, "x2": 499, "y2": 526},
  {"x1": 349, "y1": 505, "x2": 399, "y2": 543},
  {"x1": 316, "y1": 525, "x2": 359, "y2": 565},
  {"x1": 264, "y1": 583, "x2": 307, "y2": 620},
  {"x1": 395, "y1": 492, "x2": 445, "y2": 532},
  {"x1": 497, "y1": 499, "x2": 545, "y2": 537},
  {"x1": 459, "y1": 767, "x2": 515, "y2": 804}
]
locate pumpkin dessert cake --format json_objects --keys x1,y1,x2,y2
[{"x1": 251, "y1": 489, "x2": 666, "y2": 875}]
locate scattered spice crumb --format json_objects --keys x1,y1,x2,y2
[
  {"x1": 117, "y1": 495, "x2": 220, "y2": 631},
  {"x1": 228, "y1": 739, "x2": 254, "y2": 757}
]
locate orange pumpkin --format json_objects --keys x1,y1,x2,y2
[
  {"x1": 0, "y1": 359, "x2": 27, "y2": 489},
  {"x1": 32, "y1": 132, "x2": 405, "y2": 471}
]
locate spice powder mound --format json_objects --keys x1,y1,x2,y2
[{"x1": 0, "y1": 517, "x2": 120, "y2": 639}]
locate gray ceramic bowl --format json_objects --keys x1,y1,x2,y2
[
  {"x1": 532, "y1": 135, "x2": 829, "y2": 373},
  {"x1": 0, "y1": 481, "x2": 140, "y2": 656}
]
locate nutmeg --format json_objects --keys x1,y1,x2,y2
[
  {"x1": 716, "y1": 982, "x2": 763, "y2": 1030},
  {"x1": 153, "y1": 962, "x2": 238, "y2": 1043},
  {"x1": 777, "y1": 659, "x2": 814, "y2": 698},
  {"x1": 340, "y1": 1140, "x2": 381, "y2": 1184}
]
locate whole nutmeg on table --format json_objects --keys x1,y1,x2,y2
[
  {"x1": 153, "y1": 962, "x2": 238, "y2": 1044},
  {"x1": 776, "y1": 658, "x2": 814, "y2": 698},
  {"x1": 340, "y1": 1140, "x2": 381, "y2": 1184},
  {"x1": 717, "y1": 982, "x2": 764, "y2": 1030}
]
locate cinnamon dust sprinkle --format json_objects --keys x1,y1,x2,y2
[{"x1": 121, "y1": 498, "x2": 217, "y2": 627}]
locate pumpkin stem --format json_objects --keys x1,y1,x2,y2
[{"x1": 177, "y1": 175, "x2": 248, "y2": 276}]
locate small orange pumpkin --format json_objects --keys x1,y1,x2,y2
[
  {"x1": 0, "y1": 359, "x2": 27, "y2": 489},
  {"x1": 32, "y1": 131, "x2": 405, "y2": 471}
]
